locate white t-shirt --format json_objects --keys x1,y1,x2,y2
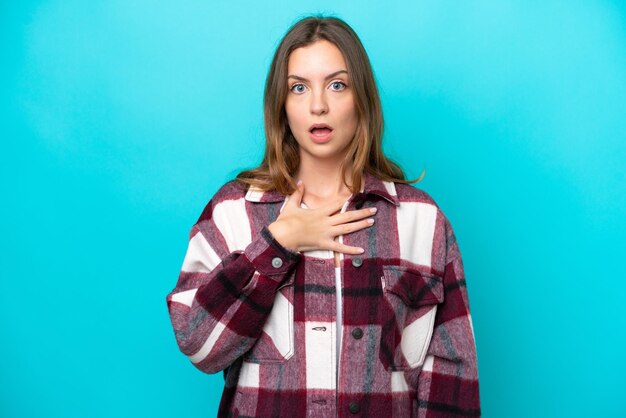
[{"x1": 335, "y1": 266, "x2": 342, "y2": 376}]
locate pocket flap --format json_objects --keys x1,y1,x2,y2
[{"x1": 382, "y1": 266, "x2": 444, "y2": 307}]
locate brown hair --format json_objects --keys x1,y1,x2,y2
[{"x1": 236, "y1": 14, "x2": 424, "y2": 194}]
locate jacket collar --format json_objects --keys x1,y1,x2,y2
[{"x1": 244, "y1": 171, "x2": 399, "y2": 206}]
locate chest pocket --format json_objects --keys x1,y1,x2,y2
[
  {"x1": 243, "y1": 276, "x2": 295, "y2": 364},
  {"x1": 379, "y1": 265, "x2": 444, "y2": 371}
]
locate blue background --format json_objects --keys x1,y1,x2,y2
[{"x1": 2, "y1": 1, "x2": 625, "y2": 417}]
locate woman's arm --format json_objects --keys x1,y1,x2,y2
[
  {"x1": 416, "y1": 214, "x2": 481, "y2": 417},
  {"x1": 165, "y1": 197, "x2": 301, "y2": 374}
]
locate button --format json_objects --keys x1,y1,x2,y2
[
  {"x1": 349, "y1": 402, "x2": 360, "y2": 414},
  {"x1": 352, "y1": 327, "x2": 364, "y2": 339},
  {"x1": 351, "y1": 257, "x2": 363, "y2": 267},
  {"x1": 271, "y1": 257, "x2": 283, "y2": 268}
]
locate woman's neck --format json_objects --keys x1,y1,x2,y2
[{"x1": 295, "y1": 159, "x2": 354, "y2": 206}]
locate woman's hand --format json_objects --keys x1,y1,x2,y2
[{"x1": 267, "y1": 181, "x2": 377, "y2": 254}]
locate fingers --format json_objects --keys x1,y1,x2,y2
[
  {"x1": 330, "y1": 207, "x2": 377, "y2": 226},
  {"x1": 319, "y1": 195, "x2": 352, "y2": 216},
  {"x1": 330, "y1": 217, "x2": 374, "y2": 236},
  {"x1": 326, "y1": 240, "x2": 365, "y2": 255}
]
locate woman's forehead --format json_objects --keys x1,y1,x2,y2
[{"x1": 287, "y1": 40, "x2": 348, "y2": 77}]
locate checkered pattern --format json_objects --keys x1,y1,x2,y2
[{"x1": 166, "y1": 172, "x2": 480, "y2": 417}]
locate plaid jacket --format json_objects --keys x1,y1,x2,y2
[{"x1": 166, "y1": 172, "x2": 480, "y2": 417}]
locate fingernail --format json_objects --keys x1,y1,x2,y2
[
  {"x1": 369, "y1": 207, "x2": 377, "y2": 213},
  {"x1": 358, "y1": 247, "x2": 365, "y2": 253},
  {"x1": 367, "y1": 218, "x2": 374, "y2": 224}
]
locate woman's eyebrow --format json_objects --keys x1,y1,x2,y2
[{"x1": 287, "y1": 70, "x2": 348, "y2": 82}]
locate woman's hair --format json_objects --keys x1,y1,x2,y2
[{"x1": 236, "y1": 14, "x2": 424, "y2": 195}]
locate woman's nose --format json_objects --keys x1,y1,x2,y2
[{"x1": 310, "y1": 89, "x2": 329, "y2": 115}]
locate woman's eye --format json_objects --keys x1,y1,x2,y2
[
  {"x1": 330, "y1": 81, "x2": 346, "y2": 91},
  {"x1": 291, "y1": 84, "x2": 306, "y2": 93}
]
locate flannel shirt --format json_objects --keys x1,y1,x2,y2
[{"x1": 166, "y1": 171, "x2": 480, "y2": 417}]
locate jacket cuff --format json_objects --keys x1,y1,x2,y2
[{"x1": 244, "y1": 226, "x2": 301, "y2": 280}]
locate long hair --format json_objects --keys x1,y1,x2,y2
[{"x1": 236, "y1": 15, "x2": 424, "y2": 194}]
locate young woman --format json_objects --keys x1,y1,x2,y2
[{"x1": 166, "y1": 15, "x2": 480, "y2": 417}]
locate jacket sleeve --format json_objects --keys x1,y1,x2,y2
[
  {"x1": 165, "y1": 197, "x2": 301, "y2": 374},
  {"x1": 416, "y1": 214, "x2": 481, "y2": 417}
]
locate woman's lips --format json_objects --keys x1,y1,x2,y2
[{"x1": 309, "y1": 127, "x2": 333, "y2": 143}]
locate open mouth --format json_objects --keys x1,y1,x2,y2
[
  {"x1": 309, "y1": 124, "x2": 333, "y2": 137},
  {"x1": 310, "y1": 127, "x2": 332, "y2": 136}
]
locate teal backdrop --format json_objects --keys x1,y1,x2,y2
[{"x1": 2, "y1": 1, "x2": 625, "y2": 417}]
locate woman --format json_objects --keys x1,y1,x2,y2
[{"x1": 166, "y1": 15, "x2": 480, "y2": 417}]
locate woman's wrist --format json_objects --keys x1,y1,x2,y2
[{"x1": 268, "y1": 221, "x2": 299, "y2": 252}]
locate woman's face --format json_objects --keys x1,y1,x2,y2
[{"x1": 285, "y1": 40, "x2": 358, "y2": 166}]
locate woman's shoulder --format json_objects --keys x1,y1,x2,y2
[
  {"x1": 194, "y1": 179, "x2": 250, "y2": 224},
  {"x1": 391, "y1": 180, "x2": 458, "y2": 225},
  {"x1": 210, "y1": 179, "x2": 249, "y2": 202},
  {"x1": 392, "y1": 181, "x2": 440, "y2": 209}
]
